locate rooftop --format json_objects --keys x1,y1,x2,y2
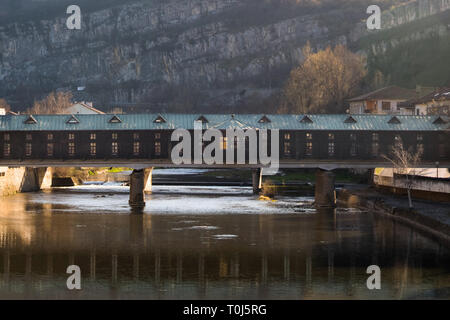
[
  {"x1": 399, "y1": 87, "x2": 450, "y2": 108},
  {"x1": 0, "y1": 114, "x2": 448, "y2": 132},
  {"x1": 348, "y1": 86, "x2": 422, "y2": 102}
]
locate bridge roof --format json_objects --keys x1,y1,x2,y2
[{"x1": 0, "y1": 114, "x2": 448, "y2": 131}]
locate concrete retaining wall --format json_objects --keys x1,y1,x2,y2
[
  {"x1": 337, "y1": 189, "x2": 450, "y2": 247},
  {"x1": 375, "y1": 175, "x2": 450, "y2": 194},
  {"x1": 0, "y1": 167, "x2": 52, "y2": 196}
]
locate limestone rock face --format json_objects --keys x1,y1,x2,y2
[{"x1": 0, "y1": 0, "x2": 448, "y2": 110}]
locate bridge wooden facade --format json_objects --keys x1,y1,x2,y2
[{"x1": 0, "y1": 113, "x2": 449, "y2": 209}]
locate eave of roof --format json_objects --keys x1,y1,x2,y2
[
  {"x1": 348, "y1": 86, "x2": 417, "y2": 102},
  {"x1": 70, "y1": 103, "x2": 105, "y2": 114},
  {"x1": 399, "y1": 87, "x2": 450, "y2": 107},
  {"x1": 0, "y1": 114, "x2": 447, "y2": 132}
]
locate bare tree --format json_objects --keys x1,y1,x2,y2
[
  {"x1": 282, "y1": 43, "x2": 367, "y2": 114},
  {"x1": 28, "y1": 91, "x2": 73, "y2": 114},
  {"x1": 383, "y1": 141, "x2": 423, "y2": 209}
]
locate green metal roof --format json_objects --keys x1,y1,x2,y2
[{"x1": 0, "y1": 114, "x2": 448, "y2": 131}]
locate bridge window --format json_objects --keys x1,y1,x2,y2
[
  {"x1": 417, "y1": 143, "x2": 424, "y2": 155},
  {"x1": 133, "y1": 142, "x2": 140, "y2": 156},
  {"x1": 112, "y1": 133, "x2": 118, "y2": 140},
  {"x1": 221, "y1": 137, "x2": 227, "y2": 150},
  {"x1": 417, "y1": 134, "x2": 423, "y2": 142},
  {"x1": 3, "y1": 143, "x2": 10, "y2": 157},
  {"x1": 350, "y1": 134, "x2": 357, "y2": 156},
  {"x1": 328, "y1": 142, "x2": 335, "y2": 157},
  {"x1": 68, "y1": 142, "x2": 75, "y2": 156},
  {"x1": 112, "y1": 142, "x2": 119, "y2": 156},
  {"x1": 306, "y1": 142, "x2": 313, "y2": 156},
  {"x1": 154, "y1": 133, "x2": 161, "y2": 140},
  {"x1": 26, "y1": 134, "x2": 32, "y2": 141},
  {"x1": 283, "y1": 133, "x2": 292, "y2": 156},
  {"x1": 154, "y1": 141, "x2": 161, "y2": 156},
  {"x1": 47, "y1": 143, "x2": 54, "y2": 157},
  {"x1": 417, "y1": 134, "x2": 424, "y2": 155},
  {"x1": 394, "y1": 135, "x2": 402, "y2": 149},
  {"x1": 284, "y1": 141, "x2": 291, "y2": 156},
  {"x1": 4, "y1": 133, "x2": 10, "y2": 141},
  {"x1": 68, "y1": 133, "x2": 75, "y2": 140},
  {"x1": 133, "y1": 133, "x2": 140, "y2": 140},
  {"x1": 372, "y1": 133, "x2": 379, "y2": 156},
  {"x1": 328, "y1": 133, "x2": 335, "y2": 157},
  {"x1": 25, "y1": 143, "x2": 32, "y2": 157},
  {"x1": 47, "y1": 133, "x2": 53, "y2": 141},
  {"x1": 305, "y1": 133, "x2": 313, "y2": 156},
  {"x1": 90, "y1": 133, "x2": 96, "y2": 140},
  {"x1": 90, "y1": 143, "x2": 96, "y2": 156}
]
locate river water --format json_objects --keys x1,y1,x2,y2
[{"x1": 0, "y1": 184, "x2": 448, "y2": 299}]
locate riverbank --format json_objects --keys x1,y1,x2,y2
[{"x1": 337, "y1": 185, "x2": 450, "y2": 246}]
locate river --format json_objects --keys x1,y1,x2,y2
[{"x1": 0, "y1": 183, "x2": 448, "y2": 299}]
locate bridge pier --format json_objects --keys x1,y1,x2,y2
[
  {"x1": 252, "y1": 168, "x2": 262, "y2": 195},
  {"x1": 129, "y1": 169, "x2": 146, "y2": 210},
  {"x1": 144, "y1": 167, "x2": 153, "y2": 194},
  {"x1": 315, "y1": 169, "x2": 336, "y2": 208}
]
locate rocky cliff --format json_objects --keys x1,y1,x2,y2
[{"x1": 0, "y1": 0, "x2": 449, "y2": 112}]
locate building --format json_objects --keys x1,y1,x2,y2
[
  {"x1": 398, "y1": 87, "x2": 450, "y2": 116},
  {"x1": 347, "y1": 86, "x2": 434, "y2": 115},
  {"x1": 0, "y1": 113, "x2": 448, "y2": 164},
  {"x1": 65, "y1": 102, "x2": 105, "y2": 115}
]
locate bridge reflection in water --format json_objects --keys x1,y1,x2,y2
[{"x1": 0, "y1": 197, "x2": 448, "y2": 299}]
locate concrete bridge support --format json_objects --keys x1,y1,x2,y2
[
  {"x1": 315, "y1": 169, "x2": 336, "y2": 208},
  {"x1": 252, "y1": 168, "x2": 262, "y2": 195},
  {"x1": 129, "y1": 169, "x2": 146, "y2": 209},
  {"x1": 0, "y1": 167, "x2": 52, "y2": 196},
  {"x1": 144, "y1": 167, "x2": 153, "y2": 194}
]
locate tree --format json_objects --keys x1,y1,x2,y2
[
  {"x1": 28, "y1": 91, "x2": 73, "y2": 114},
  {"x1": 383, "y1": 140, "x2": 423, "y2": 209},
  {"x1": 282, "y1": 43, "x2": 367, "y2": 113}
]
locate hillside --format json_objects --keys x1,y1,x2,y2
[
  {"x1": 356, "y1": 8, "x2": 450, "y2": 88},
  {"x1": 0, "y1": 0, "x2": 449, "y2": 112}
]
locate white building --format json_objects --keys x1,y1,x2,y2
[{"x1": 398, "y1": 87, "x2": 450, "y2": 115}]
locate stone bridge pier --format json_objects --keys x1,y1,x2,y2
[
  {"x1": 315, "y1": 169, "x2": 336, "y2": 208},
  {"x1": 252, "y1": 168, "x2": 262, "y2": 195},
  {"x1": 129, "y1": 168, "x2": 153, "y2": 210}
]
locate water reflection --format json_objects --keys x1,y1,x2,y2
[{"x1": 0, "y1": 190, "x2": 448, "y2": 299}]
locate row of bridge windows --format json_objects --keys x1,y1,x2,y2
[
  {"x1": 2, "y1": 132, "x2": 162, "y2": 158},
  {"x1": 281, "y1": 132, "x2": 427, "y2": 157},
  {"x1": 0, "y1": 132, "x2": 444, "y2": 159}
]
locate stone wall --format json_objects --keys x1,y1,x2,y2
[{"x1": 0, "y1": 167, "x2": 52, "y2": 196}]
